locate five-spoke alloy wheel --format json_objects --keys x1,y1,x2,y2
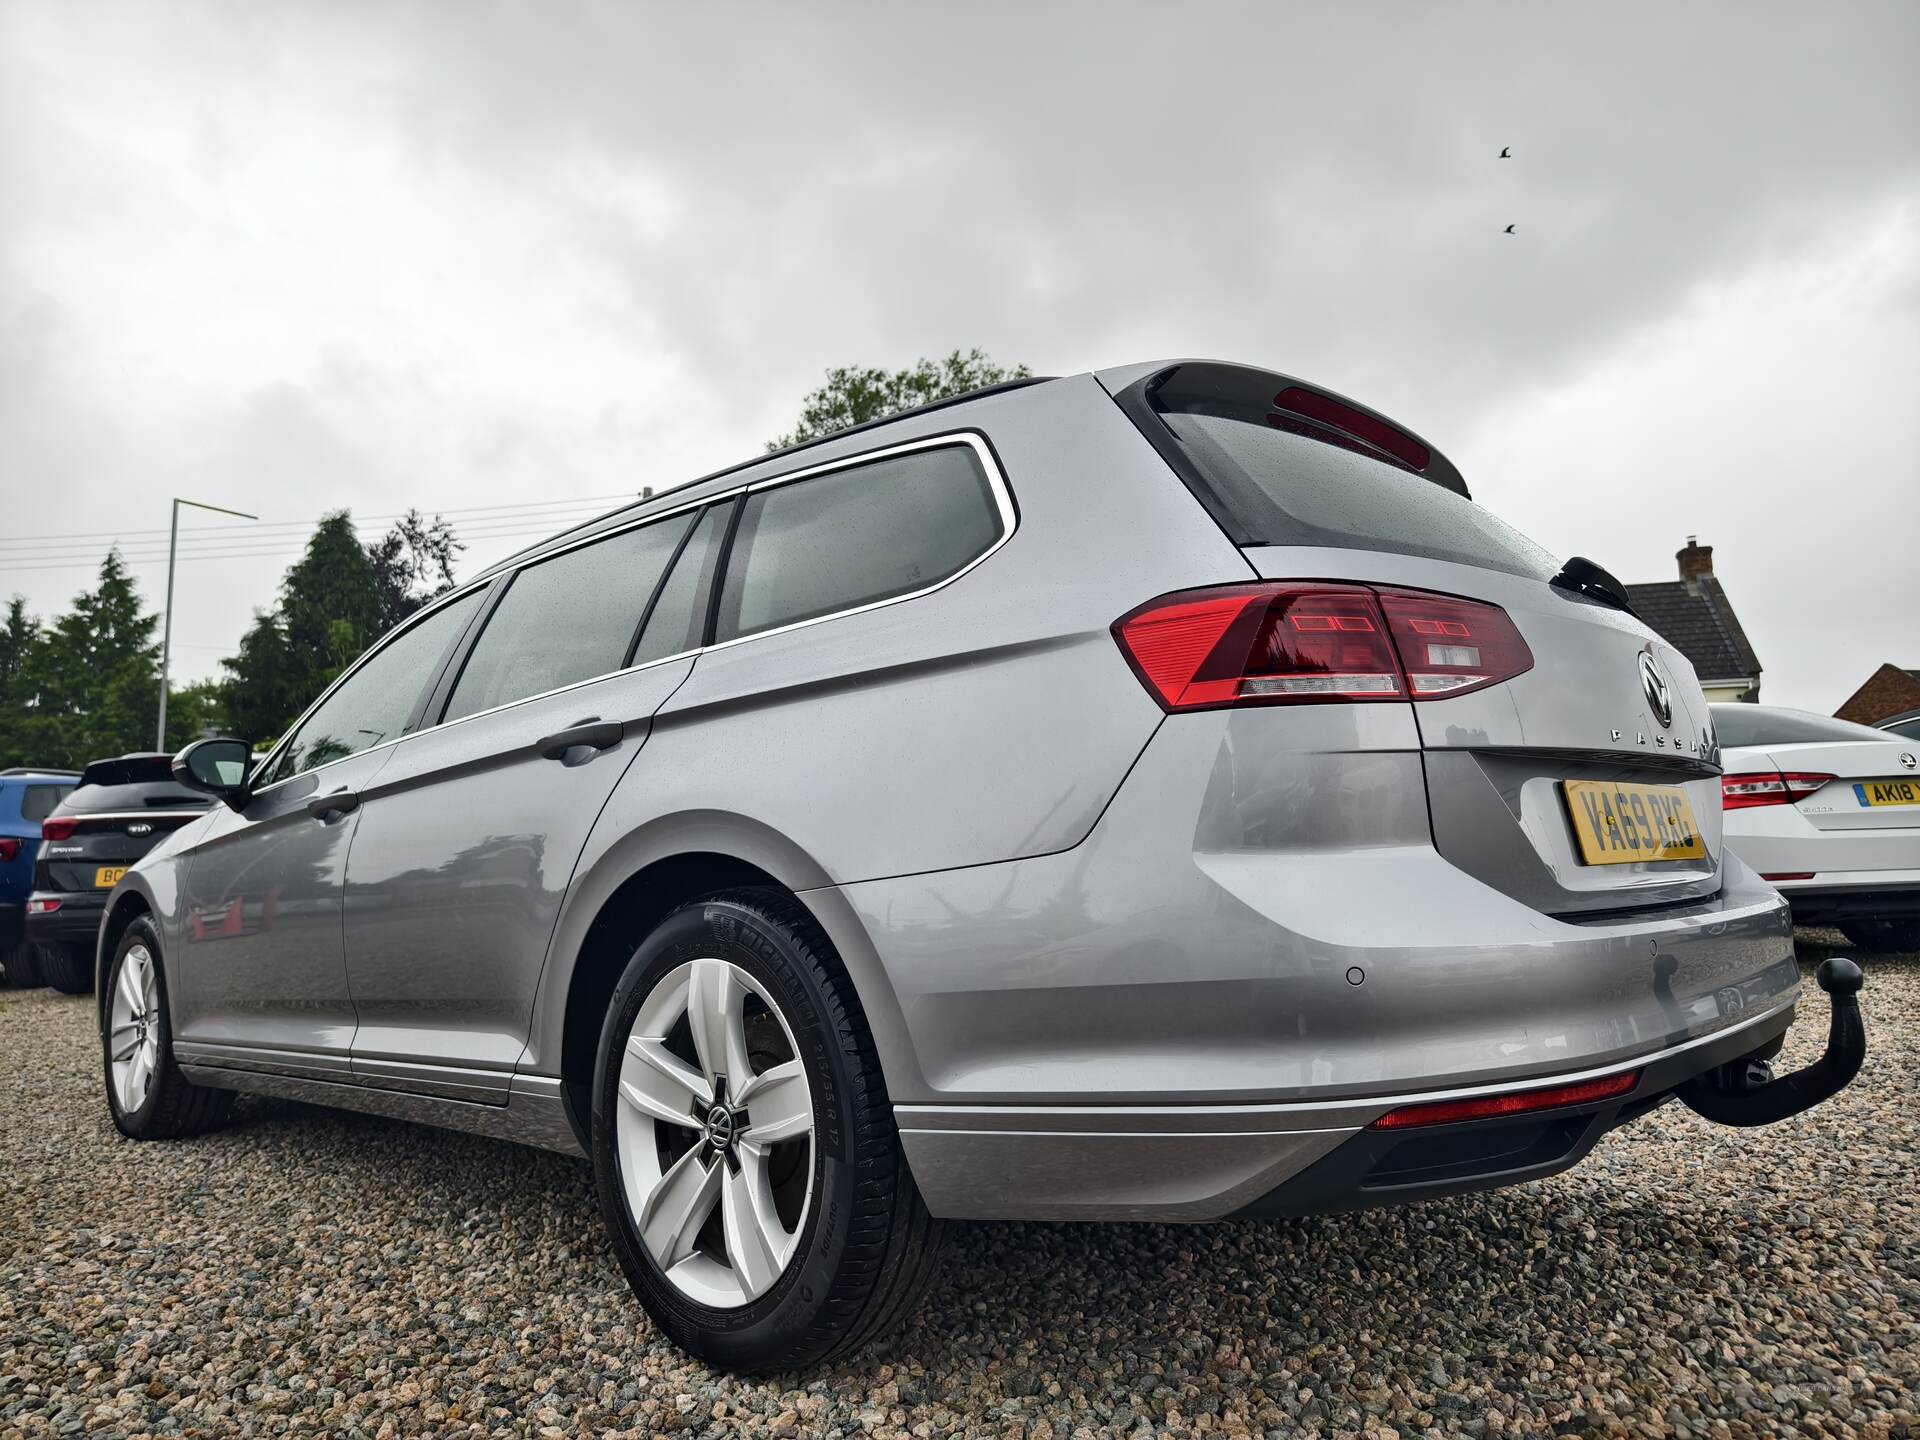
[
  {"x1": 108, "y1": 940, "x2": 163, "y2": 1114},
  {"x1": 616, "y1": 956, "x2": 816, "y2": 1307},
  {"x1": 592, "y1": 890, "x2": 943, "y2": 1373}
]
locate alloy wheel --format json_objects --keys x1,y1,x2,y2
[
  {"x1": 614, "y1": 957, "x2": 815, "y2": 1308},
  {"x1": 108, "y1": 944, "x2": 161, "y2": 1115}
]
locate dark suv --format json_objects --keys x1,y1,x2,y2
[
  {"x1": 26, "y1": 754, "x2": 210, "y2": 993},
  {"x1": 0, "y1": 768, "x2": 78, "y2": 985}
]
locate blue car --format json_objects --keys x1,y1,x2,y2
[{"x1": 0, "y1": 768, "x2": 79, "y2": 985}]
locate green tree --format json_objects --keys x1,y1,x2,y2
[
  {"x1": 8, "y1": 552, "x2": 160, "y2": 768},
  {"x1": 768, "y1": 349, "x2": 1032, "y2": 450},
  {"x1": 277, "y1": 511, "x2": 382, "y2": 702},
  {"x1": 0, "y1": 597, "x2": 45, "y2": 768},
  {"x1": 366, "y1": 508, "x2": 463, "y2": 632},
  {"x1": 219, "y1": 610, "x2": 298, "y2": 751},
  {"x1": 162, "y1": 678, "x2": 226, "y2": 752}
]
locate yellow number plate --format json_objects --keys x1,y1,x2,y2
[
  {"x1": 94, "y1": 866, "x2": 127, "y2": 888},
  {"x1": 1856, "y1": 778, "x2": 1920, "y2": 807},
  {"x1": 1564, "y1": 780, "x2": 1706, "y2": 864}
]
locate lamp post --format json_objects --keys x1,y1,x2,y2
[{"x1": 157, "y1": 497, "x2": 257, "y2": 752}]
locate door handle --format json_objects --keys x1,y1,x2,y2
[
  {"x1": 305, "y1": 789, "x2": 361, "y2": 821},
  {"x1": 537, "y1": 717, "x2": 624, "y2": 761}
]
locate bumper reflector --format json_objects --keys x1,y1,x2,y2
[
  {"x1": 1368, "y1": 1069, "x2": 1641, "y2": 1130},
  {"x1": 26, "y1": 897, "x2": 62, "y2": 914}
]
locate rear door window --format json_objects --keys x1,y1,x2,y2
[
  {"x1": 714, "y1": 443, "x2": 1004, "y2": 643},
  {"x1": 443, "y1": 511, "x2": 696, "y2": 723}
]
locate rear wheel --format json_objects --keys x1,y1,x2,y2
[
  {"x1": 592, "y1": 889, "x2": 942, "y2": 1373},
  {"x1": 39, "y1": 942, "x2": 92, "y2": 994},
  {"x1": 1839, "y1": 918, "x2": 1920, "y2": 953},
  {"x1": 103, "y1": 919, "x2": 232, "y2": 1139},
  {"x1": 2, "y1": 935, "x2": 42, "y2": 988}
]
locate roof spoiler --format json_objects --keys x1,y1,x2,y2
[{"x1": 76, "y1": 753, "x2": 176, "y2": 788}]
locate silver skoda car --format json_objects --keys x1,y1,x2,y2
[{"x1": 101, "y1": 360, "x2": 1865, "y2": 1371}]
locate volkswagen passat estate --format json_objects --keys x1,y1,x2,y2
[{"x1": 100, "y1": 361, "x2": 1858, "y2": 1371}]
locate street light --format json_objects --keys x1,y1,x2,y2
[{"x1": 156, "y1": 497, "x2": 257, "y2": 752}]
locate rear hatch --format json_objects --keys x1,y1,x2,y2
[
  {"x1": 35, "y1": 754, "x2": 212, "y2": 896},
  {"x1": 1104, "y1": 360, "x2": 1723, "y2": 916},
  {"x1": 1728, "y1": 736, "x2": 1920, "y2": 843}
]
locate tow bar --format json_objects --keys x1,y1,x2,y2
[{"x1": 1679, "y1": 957, "x2": 1865, "y2": 1128}]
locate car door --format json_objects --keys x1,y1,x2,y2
[
  {"x1": 339, "y1": 502, "x2": 729, "y2": 1102},
  {"x1": 170, "y1": 587, "x2": 488, "y2": 1077}
]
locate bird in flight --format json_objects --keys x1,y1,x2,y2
[
  {"x1": 1503, "y1": 224, "x2": 1517, "y2": 234},
  {"x1": 1499, "y1": 146, "x2": 1512, "y2": 158}
]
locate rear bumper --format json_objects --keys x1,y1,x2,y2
[
  {"x1": 24, "y1": 891, "x2": 106, "y2": 947},
  {"x1": 898, "y1": 996, "x2": 1797, "y2": 1221}
]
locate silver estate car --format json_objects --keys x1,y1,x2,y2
[{"x1": 102, "y1": 360, "x2": 1865, "y2": 1372}]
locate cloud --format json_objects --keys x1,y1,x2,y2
[{"x1": 0, "y1": 0, "x2": 1914, "y2": 695}]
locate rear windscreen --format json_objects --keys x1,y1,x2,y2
[
  {"x1": 1130, "y1": 366, "x2": 1558, "y2": 580},
  {"x1": 60, "y1": 782, "x2": 209, "y2": 813},
  {"x1": 1712, "y1": 706, "x2": 1891, "y2": 747}
]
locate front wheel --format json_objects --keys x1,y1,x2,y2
[
  {"x1": 592, "y1": 890, "x2": 942, "y2": 1373},
  {"x1": 103, "y1": 919, "x2": 233, "y2": 1139},
  {"x1": 1840, "y1": 918, "x2": 1920, "y2": 953}
]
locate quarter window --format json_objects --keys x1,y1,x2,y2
[
  {"x1": 714, "y1": 445, "x2": 1003, "y2": 643},
  {"x1": 444, "y1": 511, "x2": 695, "y2": 723},
  {"x1": 264, "y1": 588, "x2": 485, "y2": 785}
]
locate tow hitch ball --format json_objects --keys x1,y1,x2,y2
[{"x1": 1679, "y1": 957, "x2": 1865, "y2": 1128}]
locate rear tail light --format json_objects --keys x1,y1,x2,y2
[
  {"x1": 1721, "y1": 772, "x2": 1834, "y2": 810},
  {"x1": 0, "y1": 838, "x2": 18, "y2": 862},
  {"x1": 1113, "y1": 582, "x2": 1532, "y2": 712},
  {"x1": 1368, "y1": 1069, "x2": 1641, "y2": 1130},
  {"x1": 26, "y1": 897, "x2": 62, "y2": 914},
  {"x1": 39, "y1": 817, "x2": 77, "y2": 842}
]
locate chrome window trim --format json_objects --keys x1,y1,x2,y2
[
  {"x1": 246, "y1": 430, "x2": 1014, "y2": 796},
  {"x1": 40, "y1": 810, "x2": 211, "y2": 824}
]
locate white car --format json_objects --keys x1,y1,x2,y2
[{"x1": 1714, "y1": 703, "x2": 1920, "y2": 951}]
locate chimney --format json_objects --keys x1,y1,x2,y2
[{"x1": 1677, "y1": 535, "x2": 1713, "y2": 592}]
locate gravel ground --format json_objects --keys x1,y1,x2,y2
[{"x1": 3, "y1": 931, "x2": 1914, "y2": 1440}]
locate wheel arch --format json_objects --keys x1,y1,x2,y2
[{"x1": 539, "y1": 811, "x2": 919, "y2": 1150}]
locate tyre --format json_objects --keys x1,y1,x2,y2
[
  {"x1": 591, "y1": 889, "x2": 943, "y2": 1373},
  {"x1": 2, "y1": 935, "x2": 42, "y2": 988},
  {"x1": 1839, "y1": 918, "x2": 1920, "y2": 953},
  {"x1": 39, "y1": 941, "x2": 93, "y2": 995},
  {"x1": 102, "y1": 918, "x2": 233, "y2": 1140}
]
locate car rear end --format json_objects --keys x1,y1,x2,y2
[
  {"x1": 861, "y1": 361, "x2": 1815, "y2": 1222},
  {"x1": 26, "y1": 755, "x2": 212, "y2": 976},
  {"x1": 1714, "y1": 705, "x2": 1920, "y2": 946},
  {"x1": 1, "y1": 772, "x2": 77, "y2": 983}
]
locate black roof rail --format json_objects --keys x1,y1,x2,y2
[{"x1": 0, "y1": 767, "x2": 81, "y2": 778}]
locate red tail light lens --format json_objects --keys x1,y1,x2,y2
[
  {"x1": 1369, "y1": 1069, "x2": 1640, "y2": 1130},
  {"x1": 26, "y1": 897, "x2": 62, "y2": 914},
  {"x1": 1376, "y1": 589, "x2": 1534, "y2": 698},
  {"x1": 1113, "y1": 582, "x2": 1532, "y2": 712},
  {"x1": 1721, "y1": 772, "x2": 1834, "y2": 810},
  {"x1": 0, "y1": 838, "x2": 18, "y2": 862},
  {"x1": 39, "y1": 817, "x2": 77, "y2": 842}
]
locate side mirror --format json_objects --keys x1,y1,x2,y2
[{"x1": 173, "y1": 737, "x2": 254, "y2": 812}]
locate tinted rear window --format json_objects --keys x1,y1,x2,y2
[
  {"x1": 60, "y1": 782, "x2": 208, "y2": 813},
  {"x1": 1712, "y1": 706, "x2": 1892, "y2": 748},
  {"x1": 1132, "y1": 365, "x2": 1557, "y2": 579}
]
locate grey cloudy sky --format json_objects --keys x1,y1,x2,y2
[{"x1": 2, "y1": 2, "x2": 1916, "y2": 708}]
